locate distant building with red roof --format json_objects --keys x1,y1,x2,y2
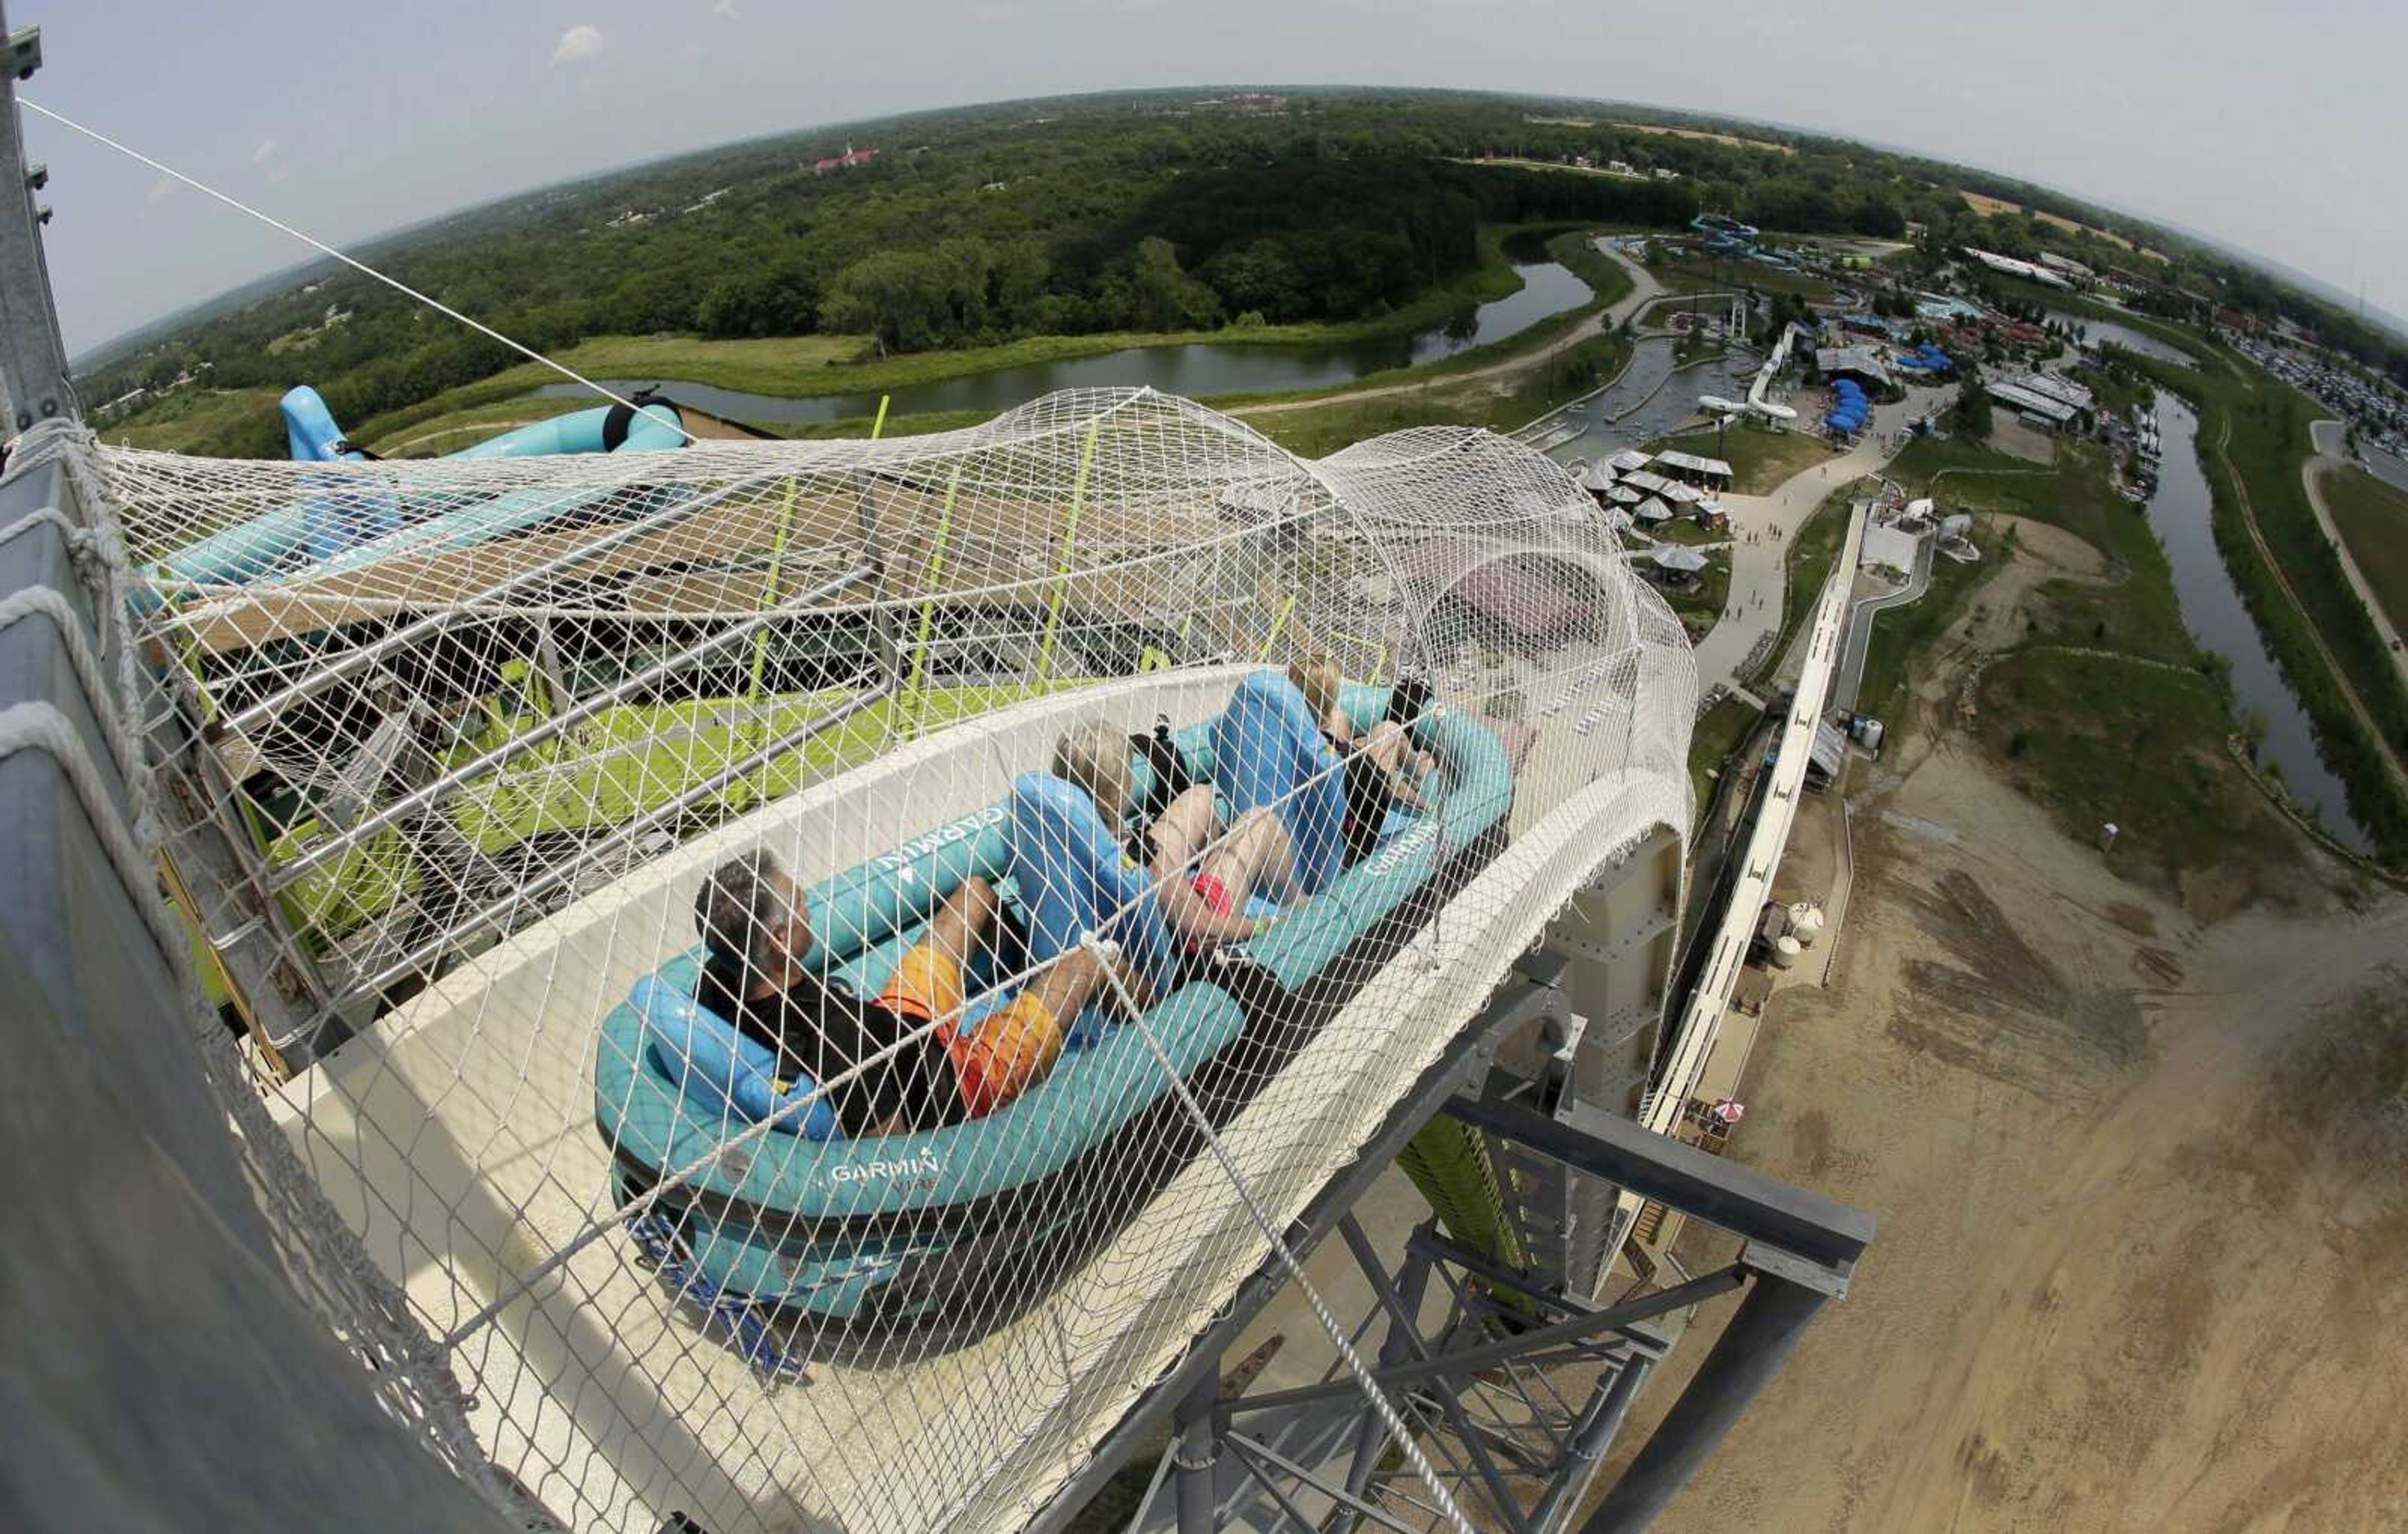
[{"x1": 813, "y1": 145, "x2": 879, "y2": 174}]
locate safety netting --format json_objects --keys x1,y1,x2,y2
[{"x1": 97, "y1": 387, "x2": 1697, "y2": 1533}]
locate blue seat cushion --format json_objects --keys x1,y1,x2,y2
[{"x1": 632, "y1": 972, "x2": 840, "y2": 1141}]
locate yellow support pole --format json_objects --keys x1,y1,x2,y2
[
  {"x1": 1255, "y1": 592, "x2": 1298, "y2": 662},
  {"x1": 741, "y1": 396, "x2": 889, "y2": 798},
  {"x1": 906, "y1": 462, "x2": 968, "y2": 737},
  {"x1": 1035, "y1": 420, "x2": 1101, "y2": 692}
]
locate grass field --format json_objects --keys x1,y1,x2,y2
[
  {"x1": 1650, "y1": 423, "x2": 1834, "y2": 495},
  {"x1": 1613, "y1": 122, "x2": 1794, "y2": 156},
  {"x1": 2316, "y1": 462, "x2": 2408, "y2": 632},
  {"x1": 2123, "y1": 347, "x2": 2408, "y2": 857},
  {"x1": 1855, "y1": 532, "x2": 1988, "y2": 719},
  {"x1": 1753, "y1": 490, "x2": 1852, "y2": 682},
  {"x1": 1659, "y1": 549, "x2": 1731, "y2": 632},
  {"x1": 1647, "y1": 252, "x2": 1834, "y2": 302},
  {"x1": 1864, "y1": 430, "x2": 2325, "y2": 892},
  {"x1": 1958, "y1": 191, "x2": 2165, "y2": 261},
  {"x1": 1976, "y1": 650, "x2": 2298, "y2": 892},
  {"x1": 97, "y1": 388, "x2": 284, "y2": 453},
  {"x1": 1250, "y1": 331, "x2": 1632, "y2": 457},
  {"x1": 1889, "y1": 435, "x2": 2195, "y2": 664}
]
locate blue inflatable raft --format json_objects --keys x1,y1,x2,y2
[{"x1": 590, "y1": 674, "x2": 1514, "y2": 1353}]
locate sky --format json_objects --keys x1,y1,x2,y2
[{"x1": 17, "y1": 0, "x2": 2407, "y2": 357}]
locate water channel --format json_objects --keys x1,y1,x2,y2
[
  {"x1": 2142, "y1": 391, "x2": 2370, "y2": 850},
  {"x1": 532, "y1": 255, "x2": 1593, "y2": 425},
  {"x1": 1529, "y1": 337, "x2": 1766, "y2": 469}
]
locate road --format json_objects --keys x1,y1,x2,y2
[
  {"x1": 1232, "y1": 241, "x2": 1667, "y2": 419},
  {"x1": 1685, "y1": 384, "x2": 1955, "y2": 691},
  {"x1": 2303, "y1": 419, "x2": 2408, "y2": 700}
]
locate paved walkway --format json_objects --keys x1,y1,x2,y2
[
  {"x1": 1686, "y1": 384, "x2": 1954, "y2": 690},
  {"x1": 1233, "y1": 243, "x2": 1667, "y2": 418},
  {"x1": 2301, "y1": 421, "x2": 2408, "y2": 701}
]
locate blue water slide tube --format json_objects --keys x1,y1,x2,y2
[{"x1": 152, "y1": 390, "x2": 689, "y2": 590}]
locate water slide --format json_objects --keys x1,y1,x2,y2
[
  {"x1": 104, "y1": 389, "x2": 1699, "y2": 1533},
  {"x1": 1698, "y1": 319, "x2": 1803, "y2": 423}
]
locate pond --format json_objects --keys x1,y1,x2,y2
[
  {"x1": 2141, "y1": 391, "x2": 2371, "y2": 850},
  {"x1": 530, "y1": 255, "x2": 1593, "y2": 425},
  {"x1": 2048, "y1": 309, "x2": 2196, "y2": 371}
]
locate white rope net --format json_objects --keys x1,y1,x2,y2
[{"x1": 97, "y1": 386, "x2": 1696, "y2": 1533}]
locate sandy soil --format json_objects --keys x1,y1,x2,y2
[{"x1": 1599, "y1": 536, "x2": 2408, "y2": 1531}]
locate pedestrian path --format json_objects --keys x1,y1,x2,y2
[{"x1": 1687, "y1": 384, "x2": 1953, "y2": 691}]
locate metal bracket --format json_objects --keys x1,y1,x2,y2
[
  {"x1": 1739, "y1": 1239, "x2": 1854, "y2": 1301},
  {"x1": 7, "y1": 24, "x2": 36, "y2": 81}
]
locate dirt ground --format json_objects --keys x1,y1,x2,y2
[
  {"x1": 1597, "y1": 535, "x2": 2408, "y2": 1530},
  {"x1": 1985, "y1": 415, "x2": 2061, "y2": 466}
]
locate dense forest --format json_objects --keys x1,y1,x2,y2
[{"x1": 81, "y1": 87, "x2": 2407, "y2": 459}]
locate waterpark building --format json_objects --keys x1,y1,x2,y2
[
  {"x1": 1961, "y1": 246, "x2": 2074, "y2": 290},
  {"x1": 1651, "y1": 448, "x2": 1735, "y2": 491},
  {"x1": 1985, "y1": 369, "x2": 2096, "y2": 431},
  {"x1": 1814, "y1": 344, "x2": 1894, "y2": 390}
]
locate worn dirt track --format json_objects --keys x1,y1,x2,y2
[{"x1": 1604, "y1": 546, "x2": 2408, "y2": 1531}]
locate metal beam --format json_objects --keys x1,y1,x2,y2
[
  {"x1": 1022, "y1": 958, "x2": 1571, "y2": 1534},
  {"x1": 1530, "y1": 1357, "x2": 1652, "y2": 1533},
  {"x1": 1442, "y1": 1089, "x2": 1873, "y2": 1274},
  {"x1": 1173, "y1": 1368, "x2": 1220, "y2": 1534},
  {"x1": 1223, "y1": 1267, "x2": 1742, "y2": 1419},
  {"x1": 1576, "y1": 1274, "x2": 1828, "y2": 1534},
  {"x1": 1336, "y1": 1214, "x2": 1533, "y2": 1534},
  {"x1": 1341, "y1": 1228, "x2": 1436, "y2": 1518},
  {"x1": 1223, "y1": 1433, "x2": 1424, "y2": 1534},
  {"x1": 0, "y1": 6, "x2": 71, "y2": 433}
]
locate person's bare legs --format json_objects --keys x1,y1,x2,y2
[
  {"x1": 1027, "y1": 943, "x2": 1146, "y2": 1027},
  {"x1": 1200, "y1": 807, "x2": 1297, "y2": 909}
]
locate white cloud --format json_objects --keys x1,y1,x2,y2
[
  {"x1": 710, "y1": 0, "x2": 740, "y2": 17},
  {"x1": 252, "y1": 138, "x2": 278, "y2": 164},
  {"x1": 551, "y1": 24, "x2": 608, "y2": 65}
]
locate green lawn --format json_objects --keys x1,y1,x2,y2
[
  {"x1": 1250, "y1": 331, "x2": 1632, "y2": 458},
  {"x1": 1647, "y1": 252, "x2": 1834, "y2": 301},
  {"x1": 1888, "y1": 435, "x2": 2194, "y2": 665},
  {"x1": 1866, "y1": 430, "x2": 2322, "y2": 894},
  {"x1": 1650, "y1": 423, "x2": 1834, "y2": 495},
  {"x1": 1854, "y1": 531, "x2": 1988, "y2": 719},
  {"x1": 1659, "y1": 549, "x2": 1731, "y2": 634},
  {"x1": 2317, "y1": 462, "x2": 2408, "y2": 633},
  {"x1": 1688, "y1": 692, "x2": 1761, "y2": 813}
]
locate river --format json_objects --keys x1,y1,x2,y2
[
  {"x1": 2143, "y1": 391, "x2": 2371, "y2": 850},
  {"x1": 2047, "y1": 308, "x2": 2195, "y2": 370},
  {"x1": 530, "y1": 257, "x2": 1593, "y2": 425}
]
